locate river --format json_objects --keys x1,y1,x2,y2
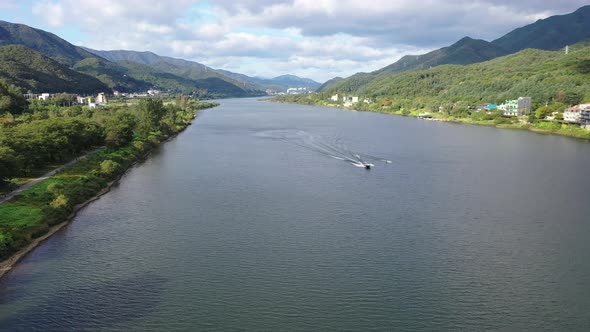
[{"x1": 1, "y1": 98, "x2": 589, "y2": 331}]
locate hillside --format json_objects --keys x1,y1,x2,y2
[
  {"x1": 492, "y1": 5, "x2": 590, "y2": 53},
  {"x1": 0, "y1": 21, "x2": 267, "y2": 97},
  {"x1": 72, "y1": 57, "x2": 151, "y2": 92},
  {"x1": 322, "y1": 45, "x2": 590, "y2": 105},
  {"x1": 375, "y1": 37, "x2": 508, "y2": 75},
  {"x1": 86, "y1": 48, "x2": 320, "y2": 91},
  {"x1": 116, "y1": 61, "x2": 262, "y2": 98},
  {"x1": 316, "y1": 77, "x2": 343, "y2": 92},
  {"x1": 320, "y1": 6, "x2": 590, "y2": 94},
  {"x1": 0, "y1": 20, "x2": 96, "y2": 66},
  {"x1": 0, "y1": 45, "x2": 109, "y2": 94}
]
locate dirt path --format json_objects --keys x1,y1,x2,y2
[{"x1": 0, "y1": 147, "x2": 104, "y2": 205}]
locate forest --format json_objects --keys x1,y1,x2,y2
[{"x1": 0, "y1": 81, "x2": 218, "y2": 259}]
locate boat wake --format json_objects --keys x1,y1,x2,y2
[{"x1": 254, "y1": 129, "x2": 392, "y2": 169}]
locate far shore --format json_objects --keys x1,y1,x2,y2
[{"x1": 271, "y1": 100, "x2": 590, "y2": 141}]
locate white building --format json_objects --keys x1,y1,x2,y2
[
  {"x1": 330, "y1": 94, "x2": 339, "y2": 102},
  {"x1": 564, "y1": 103, "x2": 590, "y2": 124},
  {"x1": 38, "y1": 93, "x2": 51, "y2": 101},
  {"x1": 96, "y1": 92, "x2": 108, "y2": 104}
]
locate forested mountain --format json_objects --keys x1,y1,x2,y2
[
  {"x1": 374, "y1": 37, "x2": 508, "y2": 75},
  {"x1": 115, "y1": 61, "x2": 260, "y2": 98},
  {"x1": 0, "y1": 21, "x2": 265, "y2": 96},
  {"x1": 492, "y1": 5, "x2": 590, "y2": 53},
  {"x1": 319, "y1": 6, "x2": 590, "y2": 94},
  {"x1": 72, "y1": 57, "x2": 151, "y2": 92},
  {"x1": 316, "y1": 77, "x2": 343, "y2": 92},
  {"x1": 0, "y1": 20, "x2": 96, "y2": 66},
  {"x1": 0, "y1": 45, "x2": 109, "y2": 94},
  {"x1": 321, "y1": 44, "x2": 590, "y2": 105},
  {"x1": 87, "y1": 48, "x2": 321, "y2": 91}
]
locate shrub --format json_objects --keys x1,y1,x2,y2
[
  {"x1": 46, "y1": 182, "x2": 64, "y2": 196},
  {"x1": 100, "y1": 160, "x2": 121, "y2": 178},
  {"x1": 50, "y1": 194, "x2": 69, "y2": 209}
]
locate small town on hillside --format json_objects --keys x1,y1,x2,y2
[{"x1": 330, "y1": 94, "x2": 590, "y2": 130}]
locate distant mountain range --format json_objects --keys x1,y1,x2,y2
[
  {"x1": 319, "y1": 5, "x2": 590, "y2": 93},
  {"x1": 0, "y1": 20, "x2": 320, "y2": 97},
  {"x1": 85, "y1": 49, "x2": 322, "y2": 92}
]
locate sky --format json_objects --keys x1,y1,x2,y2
[{"x1": 0, "y1": 0, "x2": 588, "y2": 82}]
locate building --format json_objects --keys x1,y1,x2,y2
[
  {"x1": 499, "y1": 97, "x2": 532, "y2": 117},
  {"x1": 342, "y1": 96, "x2": 359, "y2": 107},
  {"x1": 330, "y1": 94, "x2": 339, "y2": 102},
  {"x1": 475, "y1": 103, "x2": 492, "y2": 112},
  {"x1": 96, "y1": 92, "x2": 108, "y2": 104},
  {"x1": 564, "y1": 103, "x2": 590, "y2": 124},
  {"x1": 76, "y1": 96, "x2": 89, "y2": 104},
  {"x1": 517, "y1": 97, "x2": 532, "y2": 115},
  {"x1": 38, "y1": 93, "x2": 51, "y2": 101}
]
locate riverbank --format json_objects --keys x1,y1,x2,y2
[
  {"x1": 0, "y1": 104, "x2": 217, "y2": 278},
  {"x1": 271, "y1": 99, "x2": 590, "y2": 141}
]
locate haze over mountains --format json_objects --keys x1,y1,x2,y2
[{"x1": 0, "y1": 20, "x2": 320, "y2": 97}]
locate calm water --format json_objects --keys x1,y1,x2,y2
[{"x1": 1, "y1": 99, "x2": 590, "y2": 331}]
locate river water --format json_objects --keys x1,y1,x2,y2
[{"x1": 1, "y1": 98, "x2": 589, "y2": 331}]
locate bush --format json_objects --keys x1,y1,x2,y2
[
  {"x1": 46, "y1": 182, "x2": 64, "y2": 196},
  {"x1": 50, "y1": 194, "x2": 69, "y2": 209},
  {"x1": 100, "y1": 160, "x2": 121, "y2": 178}
]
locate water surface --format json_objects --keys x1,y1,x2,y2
[{"x1": 1, "y1": 98, "x2": 589, "y2": 331}]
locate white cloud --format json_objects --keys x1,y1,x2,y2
[
  {"x1": 26, "y1": 0, "x2": 590, "y2": 81},
  {"x1": 32, "y1": 1, "x2": 65, "y2": 27}
]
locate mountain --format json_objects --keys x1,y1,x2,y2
[
  {"x1": 492, "y1": 5, "x2": 590, "y2": 53},
  {"x1": 316, "y1": 77, "x2": 343, "y2": 92},
  {"x1": 0, "y1": 20, "x2": 96, "y2": 66},
  {"x1": 267, "y1": 75, "x2": 321, "y2": 90},
  {"x1": 72, "y1": 57, "x2": 151, "y2": 92},
  {"x1": 322, "y1": 44, "x2": 590, "y2": 104},
  {"x1": 0, "y1": 45, "x2": 109, "y2": 94},
  {"x1": 320, "y1": 6, "x2": 590, "y2": 94},
  {"x1": 113, "y1": 60, "x2": 260, "y2": 98},
  {"x1": 85, "y1": 48, "x2": 321, "y2": 91},
  {"x1": 0, "y1": 21, "x2": 267, "y2": 97},
  {"x1": 375, "y1": 37, "x2": 508, "y2": 75}
]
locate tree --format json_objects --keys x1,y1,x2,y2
[
  {"x1": 0, "y1": 146, "x2": 19, "y2": 184},
  {"x1": 0, "y1": 80, "x2": 27, "y2": 114},
  {"x1": 103, "y1": 112, "x2": 136, "y2": 147},
  {"x1": 136, "y1": 98, "x2": 165, "y2": 136}
]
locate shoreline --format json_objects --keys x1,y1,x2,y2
[
  {"x1": 0, "y1": 116, "x2": 197, "y2": 280},
  {"x1": 273, "y1": 100, "x2": 590, "y2": 141}
]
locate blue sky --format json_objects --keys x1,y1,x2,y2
[{"x1": 0, "y1": 0, "x2": 587, "y2": 82}]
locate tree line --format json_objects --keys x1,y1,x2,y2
[{"x1": 0, "y1": 82, "x2": 217, "y2": 186}]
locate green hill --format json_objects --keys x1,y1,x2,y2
[
  {"x1": 0, "y1": 45, "x2": 109, "y2": 94},
  {"x1": 321, "y1": 44, "x2": 590, "y2": 105},
  {"x1": 116, "y1": 61, "x2": 263, "y2": 98},
  {"x1": 320, "y1": 6, "x2": 590, "y2": 94},
  {"x1": 72, "y1": 57, "x2": 150, "y2": 92},
  {"x1": 0, "y1": 20, "x2": 96, "y2": 66},
  {"x1": 492, "y1": 6, "x2": 590, "y2": 53},
  {"x1": 86, "y1": 48, "x2": 320, "y2": 91},
  {"x1": 376, "y1": 37, "x2": 508, "y2": 75}
]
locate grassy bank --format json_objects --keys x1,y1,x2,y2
[{"x1": 0, "y1": 101, "x2": 218, "y2": 263}]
